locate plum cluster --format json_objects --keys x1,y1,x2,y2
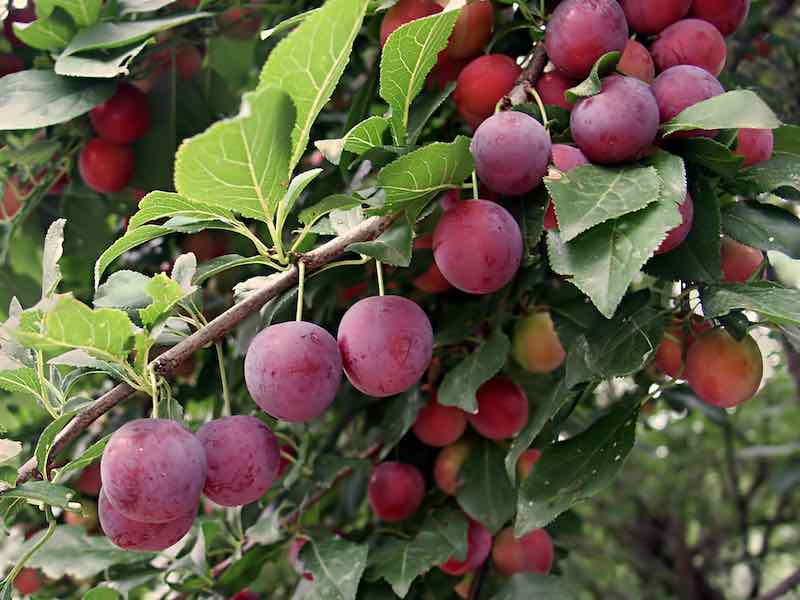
[{"x1": 98, "y1": 415, "x2": 281, "y2": 551}]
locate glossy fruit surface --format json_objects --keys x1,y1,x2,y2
[
  {"x1": 468, "y1": 377, "x2": 529, "y2": 440},
  {"x1": 492, "y1": 527, "x2": 554, "y2": 576},
  {"x1": 651, "y1": 65, "x2": 724, "y2": 138},
  {"x1": 689, "y1": 0, "x2": 750, "y2": 36},
  {"x1": 454, "y1": 54, "x2": 521, "y2": 129},
  {"x1": 721, "y1": 238, "x2": 764, "y2": 283},
  {"x1": 78, "y1": 138, "x2": 135, "y2": 193},
  {"x1": 90, "y1": 83, "x2": 151, "y2": 144},
  {"x1": 735, "y1": 129, "x2": 774, "y2": 167},
  {"x1": 621, "y1": 0, "x2": 692, "y2": 35},
  {"x1": 99, "y1": 490, "x2": 194, "y2": 551},
  {"x1": 512, "y1": 311, "x2": 566, "y2": 373},
  {"x1": 412, "y1": 395, "x2": 468, "y2": 446},
  {"x1": 368, "y1": 462, "x2": 426, "y2": 521},
  {"x1": 651, "y1": 19, "x2": 727, "y2": 76},
  {"x1": 447, "y1": 0, "x2": 494, "y2": 59}
]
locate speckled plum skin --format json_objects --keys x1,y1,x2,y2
[
  {"x1": 651, "y1": 65, "x2": 724, "y2": 138},
  {"x1": 101, "y1": 419, "x2": 207, "y2": 524},
  {"x1": 245, "y1": 321, "x2": 342, "y2": 421},
  {"x1": 197, "y1": 416, "x2": 280, "y2": 506},
  {"x1": 433, "y1": 200, "x2": 523, "y2": 294},
  {"x1": 620, "y1": 0, "x2": 692, "y2": 35},
  {"x1": 651, "y1": 19, "x2": 727, "y2": 76},
  {"x1": 337, "y1": 296, "x2": 433, "y2": 397},
  {"x1": 99, "y1": 490, "x2": 194, "y2": 551},
  {"x1": 368, "y1": 462, "x2": 425, "y2": 522},
  {"x1": 471, "y1": 111, "x2": 552, "y2": 196},
  {"x1": 544, "y1": 0, "x2": 629, "y2": 79},
  {"x1": 570, "y1": 75, "x2": 659, "y2": 164}
]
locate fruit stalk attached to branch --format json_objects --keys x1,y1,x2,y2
[{"x1": 500, "y1": 43, "x2": 549, "y2": 109}]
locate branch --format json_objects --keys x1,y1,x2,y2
[
  {"x1": 14, "y1": 215, "x2": 395, "y2": 486},
  {"x1": 500, "y1": 43, "x2": 549, "y2": 109},
  {"x1": 758, "y1": 568, "x2": 800, "y2": 600}
]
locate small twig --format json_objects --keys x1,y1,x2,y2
[
  {"x1": 500, "y1": 43, "x2": 549, "y2": 109},
  {"x1": 13, "y1": 215, "x2": 395, "y2": 486},
  {"x1": 757, "y1": 568, "x2": 800, "y2": 600}
]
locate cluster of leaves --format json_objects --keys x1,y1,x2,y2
[{"x1": 1, "y1": 0, "x2": 800, "y2": 598}]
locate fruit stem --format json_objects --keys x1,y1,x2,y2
[
  {"x1": 215, "y1": 341, "x2": 232, "y2": 417},
  {"x1": 296, "y1": 260, "x2": 306, "y2": 321},
  {"x1": 471, "y1": 171, "x2": 479, "y2": 199},
  {"x1": 529, "y1": 86, "x2": 549, "y2": 129},
  {"x1": 376, "y1": 260, "x2": 385, "y2": 296},
  {"x1": 3, "y1": 507, "x2": 55, "y2": 590}
]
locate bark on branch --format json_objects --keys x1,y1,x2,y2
[
  {"x1": 15, "y1": 214, "x2": 395, "y2": 486},
  {"x1": 500, "y1": 43, "x2": 549, "y2": 109}
]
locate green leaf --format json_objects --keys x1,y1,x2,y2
[
  {"x1": 669, "y1": 137, "x2": 744, "y2": 179},
  {"x1": 380, "y1": 8, "x2": 460, "y2": 144},
  {"x1": 52, "y1": 434, "x2": 110, "y2": 482},
  {"x1": 315, "y1": 116, "x2": 391, "y2": 166},
  {"x1": 376, "y1": 137, "x2": 473, "y2": 214},
  {"x1": 23, "y1": 525, "x2": 151, "y2": 579},
  {"x1": 0, "y1": 70, "x2": 115, "y2": 130},
  {"x1": 545, "y1": 164, "x2": 661, "y2": 242},
  {"x1": 438, "y1": 331, "x2": 510, "y2": 413},
  {"x1": 644, "y1": 149, "x2": 686, "y2": 206},
  {"x1": 0, "y1": 367, "x2": 45, "y2": 401},
  {"x1": 94, "y1": 224, "x2": 172, "y2": 288},
  {"x1": 456, "y1": 438, "x2": 516, "y2": 534},
  {"x1": 702, "y1": 282, "x2": 800, "y2": 327},
  {"x1": 13, "y1": 11, "x2": 76, "y2": 51},
  {"x1": 259, "y1": 0, "x2": 369, "y2": 171},
  {"x1": 565, "y1": 51, "x2": 620, "y2": 103},
  {"x1": 37, "y1": 0, "x2": 103, "y2": 27},
  {"x1": 301, "y1": 534, "x2": 369, "y2": 600},
  {"x1": 139, "y1": 273, "x2": 187, "y2": 328},
  {"x1": 42, "y1": 219, "x2": 66, "y2": 299},
  {"x1": 298, "y1": 194, "x2": 362, "y2": 227},
  {"x1": 378, "y1": 386, "x2": 426, "y2": 460},
  {"x1": 54, "y1": 38, "x2": 151, "y2": 78},
  {"x1": 547, "y1": 200, "x2": 681, "y2": 319},
  {"x1": 407, "y1": 82, "x2": 456, "y2": 146},
  {"x1": 16, "y1": 297, "x2": 134, "y2": 362},
  {"x1": 192, "y1": 255, "x2": 274, "y2": 285},
  {"x1": 662, "y1": 90, "x2": 782, "y2": 137},
  {"x1": 773, "y1": 124, "x2": 800, "y2": 154},
  {"x1": 94, "y1": 270, "x2": 153, "y2": 312},
  {"x1": 3, "y1": 481, "x2": 76, "y2": 509},
  {"x1": 215, "y1": 545, "x2": 277, "y2": 596},
  {"x1": 490, "y1": 574, "x2": 577, "y2": 600},
  {"x1": 347, "y1": 221, "x2": 413, "y2": 267},
  {"x1": 118, "y1": 0, "x2": 178, "y2": 13},
  {"x1": 722, "y1": 201, "x2": 800, "y2": 259},
  {"x1": 734, "y1": 152, "x2": 800, "y2": 197},
  {"x1": 35, "y1": 410, "x2": 78, "y2": 477},
  {"x1": 83, "y1": 587, "x2": 121, "y2": 600},
  {"x1": 174, "y1": 86, "x2": 295, "y2": 223},
  {"x1": 128, "y1": 191, "x2": 237, "y2": 231},
  {"x1": 59, "y1": 13, "x2": 212, "y2": 55},
  {"x1": 645, "y1": 178, "x2": 722, "y2": 283},
  {"x1": 516, "y1": 398, "x2": 640, "y2": 534},
  {"x1": 506, "y1": 380, "x2": 575, "y2": 483},
  {"x1": 370, "y1": 509, "x2": 468, "y2": 597},
  {"x1": 276, "y1": 168, "x2": 323, "y2": 235},
  {"x1": 207, "y1": 36, "x2": 256, "y2": 91}
]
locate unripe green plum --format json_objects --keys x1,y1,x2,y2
[
  {"x1": 434, "y1": 440, "x2": 471, "y2": 495},
  {"x1": 492, "y1": 527, "x2": 554, "y2": 576},
  {"x1": 513, "y1": 312, "x2": 566, "y2": 373},
  {"x1": 720, "y1": 237, "x2": 764, "y2": 283},
  {"x1": 685, "y1": 329, "x2": 763, "y2": 408}
]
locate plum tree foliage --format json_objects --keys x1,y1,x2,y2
[{"x1": 1, "y1": 0, "x2": 800, "y2": 598}]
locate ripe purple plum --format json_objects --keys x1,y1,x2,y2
[
  {"x1": 245, "y1": 321, "x2": 342, "y2": 420},
  {"x1": 453, "y1": 54, "x2": 521, "y2": 129},
  {"x1": 617, "y1": 39, "x2": 655, "y2": 83},
  {"x1": 534, "y1": 71, "x2": 578, "y2": 111},
  {"x1": 468, "y1": 377, "x2": 529, "y2": 440},
  {"x1": 440, "y1": 519, "x2": 492, "y2": 575},
  {"x1": 447, "y1": 0, "x2": 494, "y2": 60},
  {"x1": 101, "y1": 419, "x2": 207, "y2": 523},
  {"x1": 197, "y1": 416, "x2": 280, "y2": 507},
  {"x1": 685, "y1": 329, "x2": 763, "y2": 408},
  {"x1": 689, "y1": 0, "x2": 750, "y2": 37},
  {"x1": 433, "y1": 200, "x2": 523, "y2": 294},
  {"x1": 368, "y1": 462, "x2": 426, "y2": 521},
  {"x1": 471, "y1": 111, "x2": 552, "y2": 196},
  {"x1": 544, "y1": 144, "x2": 590, "y2": 230},
  {"x1": 413, "y1": 393, "x2": 468, "y2": 447},
  {"x1": 651, "y1": 19, "x2": 727, "y2": 76},
  {"x1": 99, "y1": 490, "x2": 194, "y2": 551},
  {"x1": 620, "y1": 0, "x2": 692, "y2": 35},
  {"x1": 434, "y1": 440, "x2": 470, "y2": 495},
  {"x1": 721, "y1": 238, "x2": 764, "y2": 283},
  {"x1": 570, "y1": 75, "x2": 659, "y2": 164},
  {"x1": 338, "y1": 296, "x2": 433, "y2": 397},
  {"x1": 655, "y1": 192, "x2": 694, "y2": 255},
  {"x1": 512, "y1": 311, "x2": 566, "y2": 373},
  {"x1": 74, "y1": 462, "x2": 102, "y2": 497},
  {"x1": 735, "y1": 129, "x2": 774, "y2": 167},
  {"x1": 651, "y1": 65, "x2": 724, "y2": 137},
  {"x1": 492, "y1": 528, "x2": 554, "y2": 576},
  {"x1": 517, "y1": 448, "x2": 542, "y2": 480},
  {"x1": 380, "y1": 0, "x2": 442, "y2": 46},
  {"x1": 544, "y1": 0, "x2": 629, "y2": 79}
]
